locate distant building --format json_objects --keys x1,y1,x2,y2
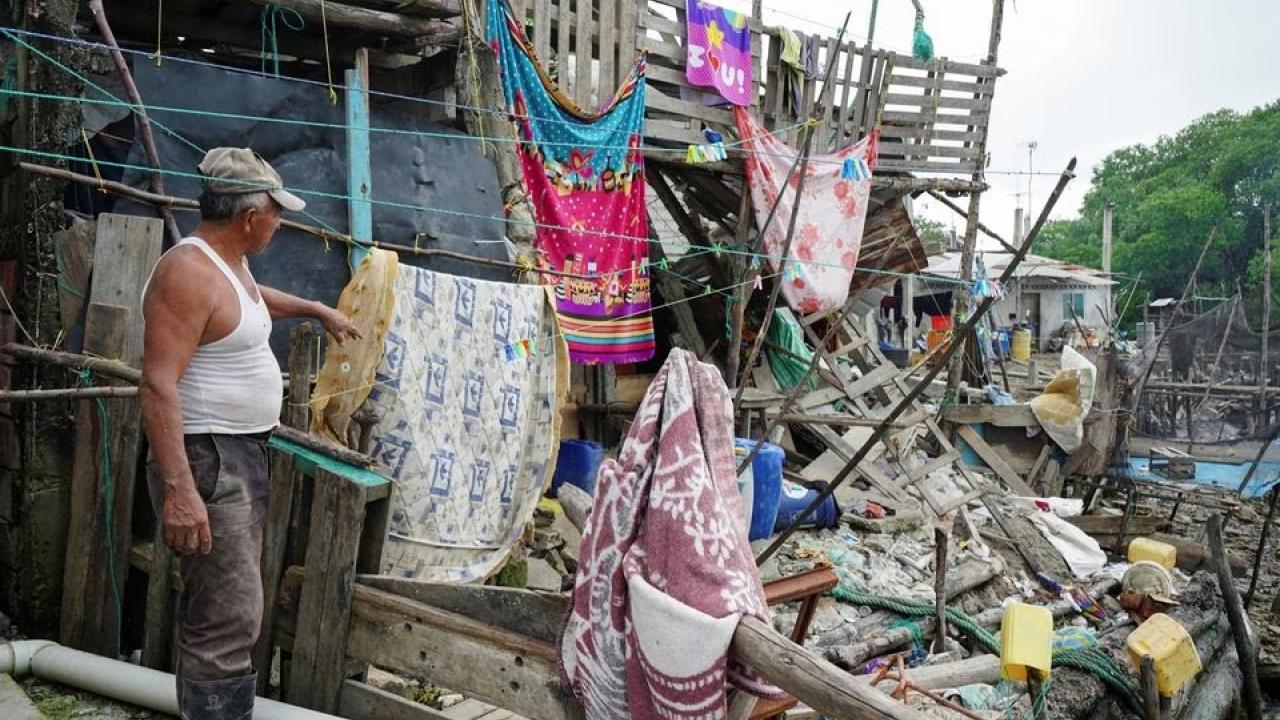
[{"x1": 914, "y1": 252, "x2": 1115, "y2": 351}]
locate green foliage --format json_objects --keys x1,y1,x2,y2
[
  {"x1": 915, "y1": 216, "x2": 951, "y2": 255},
  {"x1": 1032, "y1": 101, "x2": 1280, "y2": 329}
]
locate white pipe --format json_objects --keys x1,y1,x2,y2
[{"x1": 0, "y1": 641, "x2": 344, "y2": 720}]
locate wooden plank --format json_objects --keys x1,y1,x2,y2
[
  {"x1": 555, "y1": 0, "x2": 572, "y2": 88},
  {"x1": 1041, "y1": 459, "x2": 1062, "y2": 497},
  {"x1": 140, "y1": 529, "x2": 177, "y2": 671},
  {"x1": 956, "y1": 425, "x2": 1036, "y2": 496},
  {"x1": 880, "y1": 126, "x2": 986, "y2": 143},
  {"x1": 598, "y1": 0, "x2": 616, "y2": 95},
  {"x1": 339, "y1": 680, "x2": 454, "y2": 720},
  {"x1": 796, "y1": 386, "x2": 846, "y2": 410},
  {"x1": 842, "y1": 364, "x2": 898, "y2": 400},
  {"x1": 532, "y1": 0, "x2": 552, "y2": 58},
  {"x1": 357, "y1": 575, "x2": 567, "y2": 644},
  {"x1": 59, "y1": 213, "x2": 162, "y2": 656},
  {"x1": 906, "y1": 448, "x2": 962, "y2": 483},
  {"x1": 617, "y1": 0, "x2": 637, "y2": 69},
  {"x1": 645, "y1": 85, "x2": 737, "y2": 125},
  {"x1": 804, "y1": 424, "x2": 907, "y2": 502},
  {"x1": 337, "y1": 578, "x2": 582, "y2": 720},
  {"x1": 346, "y1": 49, "x2": 373, "y2": 271},
  {"x1": 941, "y1": 403, "x2": 1038, "y2": 427},
  {"x1": 50, "y1": 219, "x2": 95, "y2": 340},
  {"x1": 877, "y1": 141, "x2": 983, "y2": 160},
  {"x1": 1026, "y1": 444, "x2": 1052, "y2": 492},
  {"x1": 880, "y1": 109, "x2": 987, "y2": 126},
  {"x1": 573, "y1": 0, "x2": 593, "y2": 107},
  {"x1": 888, "y1": 74, "x2": 992, "y2": 94},
  {"x1": 287, "y1": 469, "x2": 369, "y2": 712},
  {"x1": 890, "y1": 55, "x2": 1003, "y2": 78},
  {"x1": 883, "y1": 92, "x2": 992, "y2": 111},
  {"x1": 876, "y1": 159, "x2": 980, "y2": 174}
]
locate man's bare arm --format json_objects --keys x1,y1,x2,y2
[
  {"x1": 260, "y1": 285, "x2": 361, "y2": 342},
  {"x1": 140, "y1": 252, "x2": 215, "y2": 555}
]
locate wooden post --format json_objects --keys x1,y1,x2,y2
[
  {"x1": 946, "y1": 0, "x2": 1006, "y2": 398},
  {"x1": 286, "y1": 468, "x2": 370, "y2": 712},
  {"x1": 1244, "y1": 485, "x2": 1279, "y2": 605},
  {"x1": 1139, "y1": 655, "x2": 1159, "y2": 720},
  {"x1": 1259, "y1": 204, "x2": 1272, "y2": 429},
  {"x1": 1102, "y1": 200, "x2": 1114, "y2": 277},
  {"x1": 1207, "y1": 514, "x2": 1262, "y2": 720},
  {"x1": 725, "y1": 189, "x2": 752, "y2": 388},
  {"x1": 254, "y1": 322, "x2": 316, "y2": 692},
  {"x1": 346, "y1": 48, "x2": 373, "y2": 271},
  {"x1": 932, "y1": 527, "x2": 949, "y2": 654},
  {"x1": 59, "y1": 214, "x2": 162, "y2": 656}
]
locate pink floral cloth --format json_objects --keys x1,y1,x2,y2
[
  {"x1": 735, "y1": 108, "x2": 878, "y2": 316},
  {"x1": 560, "y1": 348, "x2": 780, "y2": 719}
]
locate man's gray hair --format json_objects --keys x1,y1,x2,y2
[{"x1": 197, "y1": 189, "x2": 275, "y2": 222}]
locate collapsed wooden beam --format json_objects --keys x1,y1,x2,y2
[{"x1": 1, "y1": 342, "x2": 142, "y2": 384}]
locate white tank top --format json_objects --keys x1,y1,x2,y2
[{"x1": 151, "y1": 237, "x2": 284, "y2": 435}]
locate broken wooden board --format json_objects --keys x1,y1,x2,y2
[
  {"x1": 942, "y1": 403, "x2": 1039, "y2": 428},
  {"x1": 956, "y1": 426, "x2": 1037, "y2": 496},
  {"x1": 60, "y1": 213, "x2": 162, "y2": 656}
]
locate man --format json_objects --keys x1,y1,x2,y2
[{"x1": 140, "y1": 148, "x2": 360, "y2": 720}]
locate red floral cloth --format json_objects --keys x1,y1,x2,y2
[{"x1": 735, "y1": 108, "x2": 877, "y2": 316}]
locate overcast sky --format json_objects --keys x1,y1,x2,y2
[{"x1": 738, "y1": 0, "x2": 1280, "y2": 248}]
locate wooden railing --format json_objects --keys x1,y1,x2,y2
[{"x1": 505, "y1": 0, "x2": 1002, "y2": 176}]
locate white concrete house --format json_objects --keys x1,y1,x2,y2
[{"x1": 908, "y1": 252, "x2": 1115, "y2": 351}]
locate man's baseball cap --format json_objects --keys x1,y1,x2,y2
[{"x1": 197, "y1": 147, "x2": 306, "y2": 212}]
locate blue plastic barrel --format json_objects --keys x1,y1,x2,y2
[
  {"x1": 773, "y1": 480, "x2": 839, "y2": 531},
  {"x1": 735, "y1": 439, "x2": 785, "y2": 541},
  {"x1": 551, "y1": 440, "x2": 604, "y2": 496}
]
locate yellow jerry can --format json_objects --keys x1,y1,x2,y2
[
  {"x1": 1000, "y1": 602, "x2": 1053, "y2": 682},
  {"x1": 1128, "y1": 537, "x2": 1177, "y2": 570},
  {"x1": 1126, "y1": 613, "x2": 1201, "y2": 697}
]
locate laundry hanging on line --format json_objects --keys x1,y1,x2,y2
[
  {"x1": 486, "y1": 0, "x2": 655, "y2": 364},
  {"x1": 684, "y1": 0, "x2": 754, "y2": 107},
  {"x1": 362, "y1": 262, "x2": 568, "y2": 583},
  {"x1": 734, "y1": 107, "x2": 878, "y2": 316}
]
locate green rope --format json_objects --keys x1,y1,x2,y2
[
  {"x1": 912, "y1": 10, "x2": 935, "y2": 62},
  {"x1": 832, "y1": 580, "x2": 1144, "y2": 715},
  {"x1": 259, "y1": 4, "x2": 306, "y2": 77},
  {"x1": 79, "y1": 369, "x2": 123, "y2": 656}
]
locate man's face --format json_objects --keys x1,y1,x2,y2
[{"x1": 240, "y1": 198, "x2": 283, "y2": 253}]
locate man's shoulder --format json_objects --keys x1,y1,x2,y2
[{"x1": 146, "y1": 244, "x2": 221, "y2": 307}]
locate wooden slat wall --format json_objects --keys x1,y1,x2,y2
[{"x1": 516, "y1": 0, "x2": 1001, "y2": 175}]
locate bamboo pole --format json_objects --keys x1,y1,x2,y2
[
  {"x1": 756, "y1": 158, "x2": 1077, "y2": 566},
  {"x1": 87, "y1": 0, "x2": 182, "y2": 246},
  {"x1": 1259, "y1": 203, "x2": 1272, "y2": 431},
  {"x1": 0, "y1": 386, "x2": 138, "y2": 401},
  {"x1": 18, "y1": 162, "x2": 591, "y2": 281},
  {"x1": 945, "y1": 0, "x2": 1005, "y2": 399},
  {"x1": 925, "y1": 190, "x2": 1016, "y2": 254},
  {"x1": 1244, "y1": 485, "x2": 1279, "y2": 605},
  {"x1": 1, "y1": 343, "x2": 141, "y2": 384}
]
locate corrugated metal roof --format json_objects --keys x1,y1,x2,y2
[{"x1": 921, "y1": 252, "x2": 1116, "y2": 286}]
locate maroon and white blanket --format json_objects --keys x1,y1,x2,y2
[{"x1": 560, "y1": 349, "x2": 780, "y2": 719}]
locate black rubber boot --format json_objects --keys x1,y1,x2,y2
[{"x1": 178, "y1": 671, "x2": 256, "y2": 720}]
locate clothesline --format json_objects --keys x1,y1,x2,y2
[
  {"x1": 0, "y1": 144, "x2": 976, "y2": 287},
  {"x1": 2, "y1": 27, "x2": 807, "y2": 144}
]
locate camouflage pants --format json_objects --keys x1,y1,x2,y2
[{"x1": 149, "y1": 432, "x2": 270, "y2": 682}]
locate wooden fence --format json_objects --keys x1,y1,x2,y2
[{"x1": 504, "y1": 0, "x2": 1001, "y2": 175}]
